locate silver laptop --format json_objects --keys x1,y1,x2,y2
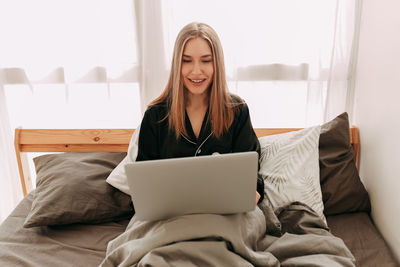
[{"x1": 124, "y1": 151, "x2": 258, "y2": 221}]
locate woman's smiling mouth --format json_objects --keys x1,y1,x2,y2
[{"x1": 188, "y1": 78, "x2": 207, "y2": 86}]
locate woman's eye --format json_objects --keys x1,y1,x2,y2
[
  {"x1": 202, "y1": 60, "x2": 212, "y2": 63},
  {"x1": 182, "y1": 59, "x2": 191, "y2": 63}
]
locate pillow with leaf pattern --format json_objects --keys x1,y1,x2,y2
[{"x1": 258, "y1": 125, "x2": 326, "y2": 224}]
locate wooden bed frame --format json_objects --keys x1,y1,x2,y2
[{"x1": 14, "y1": 128, "x2": 360, "y2": 196}]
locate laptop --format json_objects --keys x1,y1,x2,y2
[{"x1": 124, "y1": 151, "x2": 258, "y2": 221}]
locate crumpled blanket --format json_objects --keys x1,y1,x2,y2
[{"x1": 100, "y1": 200, "x2": 355, "y2": 266}]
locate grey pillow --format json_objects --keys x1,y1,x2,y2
[
  {"x1": 24, "y1": 152, "x2": 133, "y2": 227},
  {"x1": 319, "y1": 112, "x2": 371, "y2": 215}
]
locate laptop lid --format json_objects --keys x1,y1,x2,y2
[{"x1": 124, "y1": 151, "x2": 258, "y2": 221}]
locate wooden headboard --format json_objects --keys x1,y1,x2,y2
[{"x1": 14, "y1": 128, "x2": 360, "y2": 196}]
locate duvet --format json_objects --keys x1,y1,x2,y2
[{"x1": 100, "y1": 201, "x2": 355, "y2": 266}]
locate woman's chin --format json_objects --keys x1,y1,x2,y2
[{"x1": 184, "y1": 84, "x2": 210, "y2": 96}]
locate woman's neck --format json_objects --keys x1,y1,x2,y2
[
  {"x1": 185, "y1": 92, "x2": 209, "y2": 139},
  {"x1": 185, "y1": 91, "x2": 209, "y2": 110}
]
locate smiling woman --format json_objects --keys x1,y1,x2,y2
[
  {"x1": 148, "y1": 22, "x2": 236, "y2": 140},
  {"x1": 134, "y1": 22, "x2": 265, "y2": 208}
]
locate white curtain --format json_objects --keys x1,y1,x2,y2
[
  {"x1": 0, "y1": 82, "x2": 23, "y2": 222},
  {"x1": 134, "y1": 0, "x2": 169, "y2": 112},
  {"x1": 324, "y1": 0, "x2": 362, "y2": 122},
  {"x1": 0, "y1": 0, "x2": 142, "y2": 221},
  {"x1": 0, "y1": 0, "x2": 138, "y2": 84}
]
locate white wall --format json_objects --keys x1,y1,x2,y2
[{"x1": 353, "y1": 0, "x2": 400, "y2": 262}]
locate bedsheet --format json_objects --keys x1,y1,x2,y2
[
  {"x1": 4, "y1": 193, "x2": 395, "y2": 266},
  {"x1": 328, "y1": 212, "x2": 399, "y2": 267},
  {"x1": 0, "y1": 193, "x2": 130, "y2": 267},
  {"x1": 100, "y1": 202, "x2": 355, "y2": 266}
]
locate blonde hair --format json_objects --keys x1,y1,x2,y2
[{"x1": 150, "y1": 22, "x2": 241, "y2": 139}]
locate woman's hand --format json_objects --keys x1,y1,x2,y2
[{"x1": 256, "y1": 191, "x2": 261, "y2": 204}]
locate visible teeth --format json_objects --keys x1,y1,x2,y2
[{"x1": 191, "y1": 79, "x2": 204, "y2": 83}]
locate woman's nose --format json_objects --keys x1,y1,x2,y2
[{"x1": 191, "y1": 62, "x2": 202, "y2": 74}]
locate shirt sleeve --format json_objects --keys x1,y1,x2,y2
[
  {"x1": 232, "y1": 103, "x2": 265, "y2": 203},
  {"x1": 136, "y1": 107, "x2": 160, "y2": 161}
]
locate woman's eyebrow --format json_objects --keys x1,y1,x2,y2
[{"x1": 182, "y1": 54, "x2": 212, "y2": 58}]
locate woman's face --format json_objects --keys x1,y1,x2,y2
[{"x1": 181, "y1": 37, "x2": 214, "y2": 98}]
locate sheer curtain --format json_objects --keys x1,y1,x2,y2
[
  {"x1": 0, "y1": 83, "x2": 23, "y2": 222},
  {"x1": 324, "y1": 0, "x2": 362, "y2": 122},
  {"x1": 134, "y1": 0, "x2": 169, "y2": 112},
  {"x1": 0, "y1": 0, "x2": 141, "y2": 222},
  {"x1": 0, "y1": 0, "x2": 141, "y2": 131}
]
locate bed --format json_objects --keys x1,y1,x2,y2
[{"x1": 0, "y1": 113, "x2": 398, "y2": 266}]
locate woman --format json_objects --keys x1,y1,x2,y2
[{"x1": 136, "y1": 22, "x2": 264, "y2": 203}]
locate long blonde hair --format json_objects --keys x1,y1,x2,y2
[{"x1": 150, "y1": 22, "x2": 241, "y2": 139}]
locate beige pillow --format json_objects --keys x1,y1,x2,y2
[
  {"x1": 259, "y1": 126, "x2": 326, "y2": 224},
  {"x1": 106, "y1": 124, "x2": 141, "y2": 195}
]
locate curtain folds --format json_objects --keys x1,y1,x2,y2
[
  {"x1": 134, "y1": 0, "x2": 169, "y2": 112},
  {"x1": 0, "y1": 83, "x2": 23, "y2": 222},
  {"x1": 324, "y1": 0, "x2": 361, "y2": 123}
]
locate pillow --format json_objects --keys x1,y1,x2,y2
[
  {"x1": 319, "y1": 112, "x2": 370, "y2": 215},
  {"x1": 258, "y1": 125, "x2": 326, "y2": 224},
  {"x1": 106, "y1": 124, "x2": 141, "y2": 195},
  {"x1": 24, "y1": 152, "x2": 133, "y2": 227}
]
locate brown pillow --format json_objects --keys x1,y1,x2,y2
[
  {"x1": 319, "y1": 112, "x2": 371, "y2": 215},
  {"x1": 24, "y1": 152, "x2": 133, "y2": 227}
]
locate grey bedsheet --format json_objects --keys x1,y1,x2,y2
[
  {"x1": 2, "y1": 193, "x2": 395, "y2": 266},
  {"x1": 100, "y1": 202, "x2": 355, "y2": 266},
  {"x1": 0, "y1": 193, "x2": 129, "y2": 267},
  {"x1": 328, "y1": 212, "x2": 399, "y2": 267}
]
